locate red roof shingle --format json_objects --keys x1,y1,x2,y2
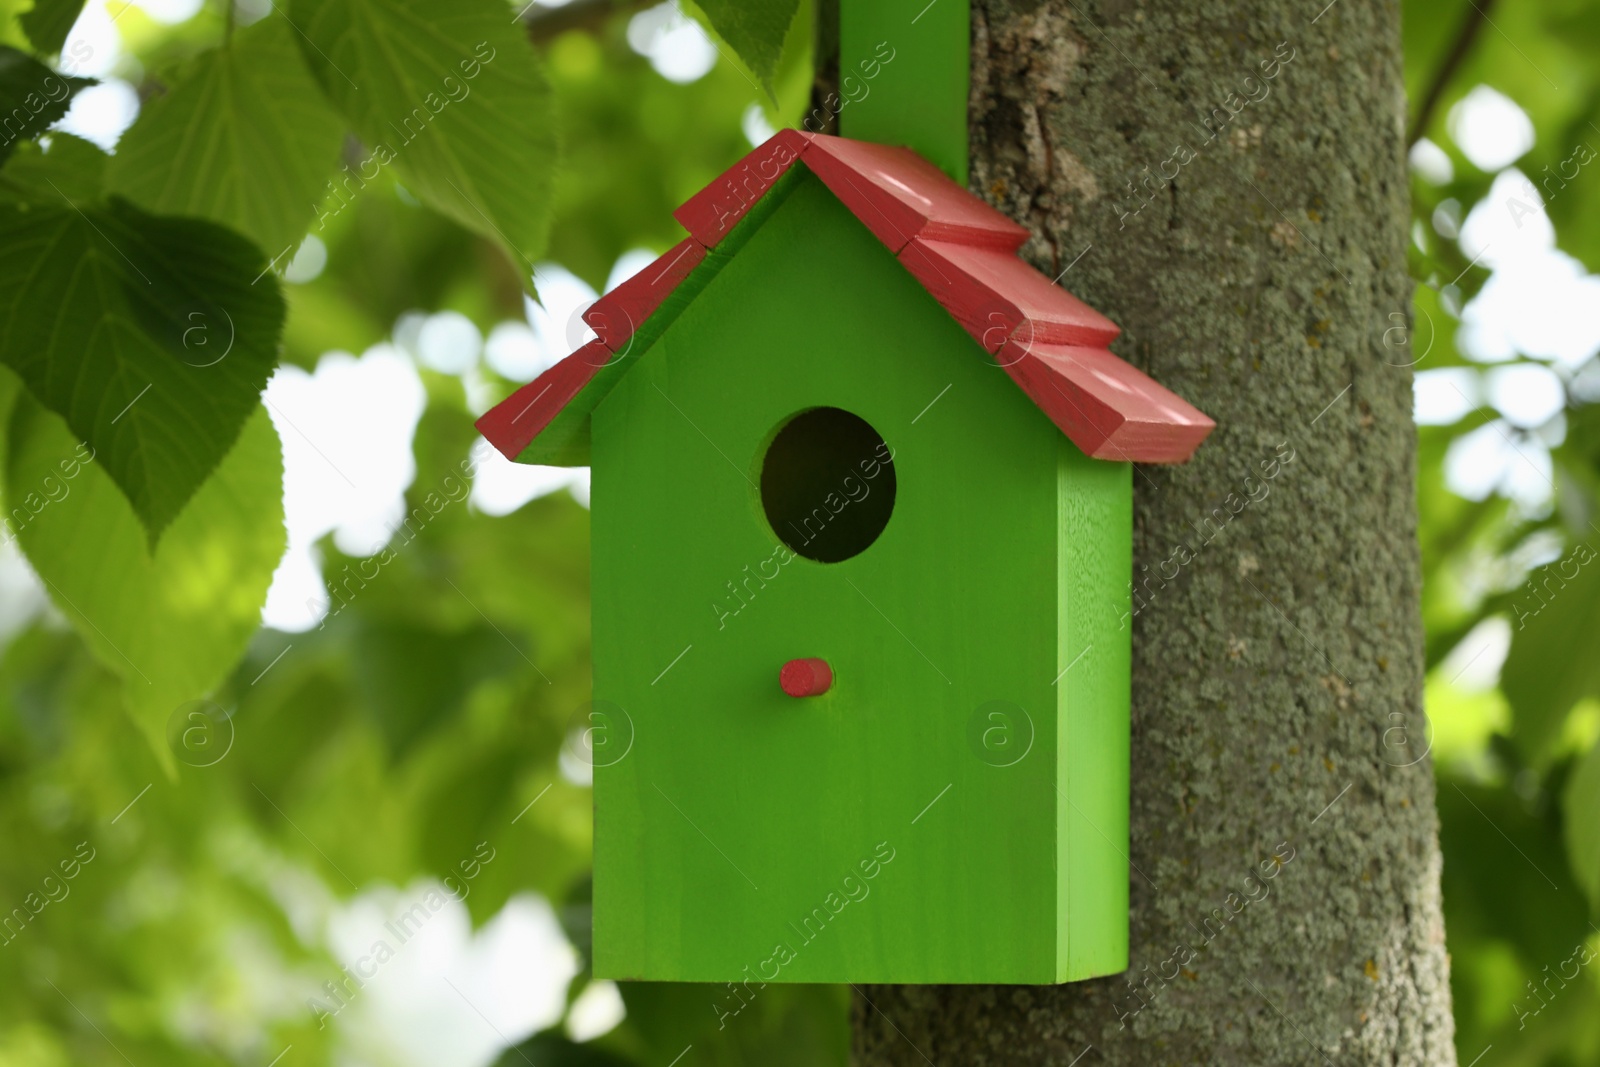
[{"x1": 480, "y1": 131, "x2": 1213, "y2": 465}]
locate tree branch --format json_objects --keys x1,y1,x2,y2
[
  {"x1": 1408, "y1": 0, "x2": 1497, "y2": 147},
  {"x1": 520, "y1": 0, "x2": 659, "y2": 44}
]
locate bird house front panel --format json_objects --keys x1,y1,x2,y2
[{"x1": 586, "y1": 171, "x2": 1129, "y2": 984}]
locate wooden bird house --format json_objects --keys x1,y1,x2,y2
[{"x1": 478, "y1": 130, "x2": 1213, "y2": 985}]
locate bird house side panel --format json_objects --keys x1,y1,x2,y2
[{"x1": 1056, "y1": 444, "x2": 1132, "y2": 981}]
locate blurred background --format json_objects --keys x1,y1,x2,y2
[{"x1": 1, "y1": 0, "x2": 1599, "y2": 1063}]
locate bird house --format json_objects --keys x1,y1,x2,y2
[{"x1": 478, "y1": 131, "x2": 1213, "y2": 985}]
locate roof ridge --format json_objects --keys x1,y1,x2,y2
[{"x1": 478, "y1": 132, "x2": 1214, "y2": 466}]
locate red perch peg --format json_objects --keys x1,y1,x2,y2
[{"x1": 780, "y1": 658, "x2": 833, "y2": 697}]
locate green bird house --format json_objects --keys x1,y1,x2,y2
[{"x1": 478, "y1": 130, "x2": 1214, "y2": 985}]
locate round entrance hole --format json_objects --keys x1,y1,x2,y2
[{"x1": 759, "y1": 407, "x2": 896, "y2": 563}]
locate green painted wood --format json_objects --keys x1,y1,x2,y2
[
  {"x1": 514, "y1": 166, "x2": 810, "y2": 467},
  {"x1": 837, "y1": 0, "x2": 969, "y2": 183},
  {"x1": 1057, "y1": 443, "x2": 1131, "y2": 980},
  {"x1": 588, "y1": 168, "x2": 1129, "y2": 983}
]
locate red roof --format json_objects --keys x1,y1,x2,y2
[{"x1": 478, "y1": 130, "x2": 1213, "y2": 465}]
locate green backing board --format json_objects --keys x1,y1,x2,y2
[
  {"x1": 838, "y1": 0, "x2": 969, "y2": 182},
  {"x1": 587, "y1": 169, "x2": 1128, "y2": 983}
]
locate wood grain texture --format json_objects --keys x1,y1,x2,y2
[
  {"x1": 589, "y1": 169, "x2": 1130, "y2": 984},
  {"x1": 477, "y1": 169, "x2": 812, "y2": 465},
  {"x1": 838, "y1": 0, "x2": 971, "y2": 182},
  {"x1": 673, "y1": 127, "x2": 811, "y2": 247},
  {"x1": 472, "y1": 339, "x2": 609, "y2": 463},
  {"x1": 1001, "y1": 341, "x2": 1216, "y2": 463},
  {"x1": 802, "y1": 134, "x2": 1031, "y2": 252},
  {"x1": 1057, "y1": 439, "x2": 1132, "y2": 979},
  {"x1": 583, "y1": 238, "x2": 706, "y2": 353},
  {"x1": 477, "y1": 133, "x2": 1214, "y2": 467},
  {"x1": 897, "y1": 237, "x2": 1121, "y2": 352}
]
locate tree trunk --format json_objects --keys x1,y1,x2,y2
[{"x1": 849, "y1": 0, "x2": 1457, "y2": 1062}]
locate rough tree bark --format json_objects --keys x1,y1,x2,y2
[{"x1": 847, "y1": 0, "x2": 1457, "y2": 1062}]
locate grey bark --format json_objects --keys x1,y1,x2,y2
[{"x1": 849, "y1": 0, "x2": 1457, "y2": 1063}]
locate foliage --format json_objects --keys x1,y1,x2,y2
[
  {"x1": 0, "y1": 196, "x2": 285, "y2": 541},
  {"x1": 9, "y1": 394, "x2": 285, "y2": 770},
  {"x1": 0, "y1": 45, "x2": 89, "y2": 164},
  {"x1": 104, "y1": 15, "x2": 346, "y2": 258},
  {"x1": 290, "y1": 0, "x2": 560, "y2": 278},
  {"x1": 1402, "y1": 0, "x2": 1600, "y2": 1059},
  {"x1": 0, "y1": 0, "x2": 1596, "y2": 1062},
  {"x1": 16, "y1": 0, "x2": 84, "y2": 54},
  {"x1": 685, "y1": 0, "x2": 798, "y2": 96}
]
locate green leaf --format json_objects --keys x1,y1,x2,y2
[
  {"x1": 0, "y1": 361, "x2": 20, "y2": 476},
  {"x1": 106, "y1": 16, "x2": 346, "y2": 262},
  {"x1": 1566, "y1": 740, "x2": 1600, "y2": 912},
  {"x1": 1438, "y1": 769, "x2": 1588, "y2": 965},
  {"x1": 7, "y1": 396, "x2": 285, "y2": 771},
  {"x1": 495, "y1": 1033, "x2": 637, "y2": 1067},
  {"x1": 686, "y1": 0, "x2": 798, "y2": 95},
  {"x1": 0, "y1": 196, "x2": 285, "y2": 542},
  {"x1": 0, "y1": 130, "x2": 104, "y2": 205},
  {"x1": 347, "y1": 617, "x2": 525, "y2": 759},
  {"x1": 0, "y1": 44, "x2": 91, "y2": 165},
  {"x1": 592, "y1": 982, "x2": 848, "y2": 1066},
  {"x1": 19, "y1": 0, "x2": 85, "y2": 54},
  {"x1": 290, "y1": 0, "x2": 557, "y2": 278},
  {"x1": 1500, "y1": 547, "x2": 1600, "y2": 763}
]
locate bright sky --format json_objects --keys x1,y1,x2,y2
[
  {"x1": 11, "y1": 0, "x2": 1593, "y2": 1057},
  {"x1": 318, "y1": 885, "x2": 582, "y2": 1064},
  {"x1": 1411, "y1": 85, "x2": 1598, "y2": 513}
]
